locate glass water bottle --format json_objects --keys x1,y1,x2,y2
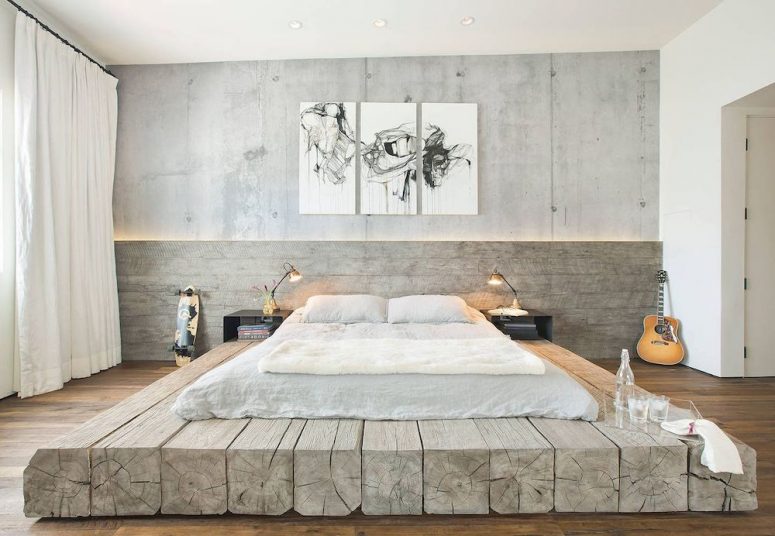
[{"x1": 614, "y1": 349, "x2": 635, "y2": 409}]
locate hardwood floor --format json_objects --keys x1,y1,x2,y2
[{"x1": 1, "y1": 359, "x2": 773, "y2": 535}]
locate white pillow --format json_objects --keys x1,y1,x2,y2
[
  {"x1": 301, "y1": 294, "x2": 387, "y2": 323},
  {"x1": 387, "y1": 295, "x2": 473, "y2": 324}
]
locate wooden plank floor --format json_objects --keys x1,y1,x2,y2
[{"x1": 1, "y1": 360, "x2": 773, "y2": 535}]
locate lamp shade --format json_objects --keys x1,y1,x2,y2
[
  {"x1": 289, "y1": 268, "x2": 302, "y2": 282},
  {"x1": 488, "y1": 271, "x2": 505, "y2": 285}
]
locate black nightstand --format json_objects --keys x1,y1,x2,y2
[
  {"x1": 482, "y1": 310, "x2": 553, "y2": 341},
  {"x1": 223, "y1": 309, "x2": 292, "y2": 342}
]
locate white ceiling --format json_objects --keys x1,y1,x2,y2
[{"x1": 28, "y1": 0, "x2": 723, "y2": 66}]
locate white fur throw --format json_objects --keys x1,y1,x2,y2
[{"x1": 258, "y1": 338, "x2": 546, "y2": 375}]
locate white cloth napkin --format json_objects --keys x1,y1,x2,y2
[{"x1": 661, "y1": 419, "x2": 743, "y2": 474}]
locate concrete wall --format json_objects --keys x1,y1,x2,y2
[
  {"x1": 660, "y1": 0, "x2": 775, "y2": 376},
  {"x1": 116, "y1": 240, "x2": 661, "y2": 362},
  {"x1": 111, "y1": 51, "x2": 659, "y2": 241}
]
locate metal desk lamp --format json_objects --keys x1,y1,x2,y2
[
  {"x1": 487, "y1": 269, "x2": 521, "y2": 309},
  {"x1": 269, "y1": 262, "x2": 302, "y2": 312}
]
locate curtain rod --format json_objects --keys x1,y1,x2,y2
[{"x1": 4, "y1": 0, "x2": 116, "y2": 79}]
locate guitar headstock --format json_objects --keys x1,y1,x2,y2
[{"x1": 656, "y1": 270, "x2": 668, "y2": 284}]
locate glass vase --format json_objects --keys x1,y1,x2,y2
[{"x1": 263, "y1": 298, "x2": 275, "y2": 315}]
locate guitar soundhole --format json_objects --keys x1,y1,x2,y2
[{"x1": 654, "y1": 324, "x2": 665, "y2": 335}]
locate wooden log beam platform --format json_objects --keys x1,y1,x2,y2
[
  {"x1": 293, "y1": 419, "x2": 363, "y2": 516},
  {"x1": 22, "y1": 341, "x2": 252, "y2": 518},
  {"x1": 520, "y1": 339, "x2": 758, "y2": 512},
  {"x1": 90, "y1": 393, "x2": 187, "y2": 516},
  {"x1": 22, "y1": 339, "x2": 758, "y2": 517},
  {"x1": 226, "y1": 419, "x2": 305, "y2": 515},
  {"x1": 161, "y1": 418, "x2": 249, "y2": 514},
  {"x1": 688, "y1": 439, "x2": 758, "y2": 511},
  {"x1": 361, "y1": 421, "x2": 422, "y2": 515},
  {"x1": 530, "y1": 418, "x2": 619, "y2": 512},
  {"x1": 593, "y1": 420, "x2": 688, "y2": 512},
  {"x1": 475, "y1": 418, "x2": 554, "y2": 513},
  {"x1": 418, "y1": 419, "x2": 490, "y2": 514}
]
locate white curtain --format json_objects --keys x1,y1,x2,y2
[{"x1": 14, "y1": 13, "x2": 121, "y2": 398}]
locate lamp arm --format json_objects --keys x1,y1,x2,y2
[
  {"x1": 501, "y1": 275, "x2": 518, "y2": 298},
  {"x1": 270, "y1": 271, "x2": 291, "y2": 297},
  {"x1": 270, "y1": 262, "x2": 296, "y2": 297}
]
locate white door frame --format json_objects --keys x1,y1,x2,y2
[
  {"x1": 720, "y1": 106, "x2": 775, "y2": 377},
  {"x1": 744, "y1": 114, "x2": 775, "y2": 376}
]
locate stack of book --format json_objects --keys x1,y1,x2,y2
[
  {"x1": 237, "y1": 323, "x2": 276, "y2": 340},
  {"x1": 502, "y1": 321, "x2": 539, "y2": 340}
]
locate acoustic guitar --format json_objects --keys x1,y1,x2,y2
[{"x1": 637, "y1": 270, "x2": 685, "y2": 365}]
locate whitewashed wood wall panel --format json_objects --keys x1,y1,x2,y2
[{"x1": 115, "y1": 240, "x2": 661, "y2": 361}]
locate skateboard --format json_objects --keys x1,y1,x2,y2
[{"x1": 169, "y1": 286, "x2": 199, "y2": 366}]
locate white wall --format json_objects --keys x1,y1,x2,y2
[
  {"x1": 660, "y1": 0, "x2": 775, "y2": 376},
  {"x1": 0, "y1": 1, "x2": 16, "y2": 398}
]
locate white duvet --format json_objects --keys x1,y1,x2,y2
[
  {"x1": 259, "y1": 337, "x2": 546, "y2": 375},
  {"x1": 172, "y1": 308, "x2": 599, "y2": 421}
]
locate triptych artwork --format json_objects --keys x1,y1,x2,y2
[{"x1": 299, "y1": 102, "x2": 477, "y2": 215}]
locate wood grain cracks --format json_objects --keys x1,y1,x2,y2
[
  {"x1": 227, "y1": 419, "x2": 306, "y2": 515},
  {"x1": 23, "y1": 448, "x2": 91, "y2": 517},
  {"x1": 594, "y1": 421, "x2": 688, "y2": 512},
  {"x1": 418, "y1": 420, "x2": 490, "y2": 514},
  {"x1": 362, "y1": 421, "x2": 422, "y2": 515},
  {"x1": 476, "y1": 418, "x2": 554, "y2": 513},
  {"x1": 293, "y1": 419, "x2": 363, "y2": 516},
  {"x1": 687, "y1": 439, "x2": 757, "y2": 512},
  {"x1": 161, "y1": 418, "x2": 250, "y2": 514}
]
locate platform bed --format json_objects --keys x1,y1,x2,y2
[{"x1": 23, "y1": 340, "x2": 757, "y2": 518}]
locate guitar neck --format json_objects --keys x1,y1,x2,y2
[{"x1": 657, "y1": 282, "x2": 664, "y2": 325}]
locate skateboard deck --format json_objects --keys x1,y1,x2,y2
[{"x1": 171, "y1": 286, "x2": 199, "y2": 366}]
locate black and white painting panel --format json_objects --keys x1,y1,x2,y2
[
  {"x1": 421, "y1": 103, "x2": 478, "y2": 215},
  {"x1": 299, "y1": 102, "x2": 357, "y2": 214},
  {"x1": 360, "y1": 102, "x2": 418, "y2": 215}
]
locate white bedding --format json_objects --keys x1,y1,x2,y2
[
  {"x1": 259, "y1": 337, "x2": 546, "y2": 375},
  {"x1": 171, "y1": 308, "x2": 599, "y2": 421}
]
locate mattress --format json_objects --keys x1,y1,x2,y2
[{"x1": 171, "y1": 309, "x2": 599, "y2": 421}]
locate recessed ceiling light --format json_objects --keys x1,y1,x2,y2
[
  {"x1": 288, "y1": 20, "x2": 303, "y2": 30},
  {"x1": 372, "y1": 18, "x2": 387, "y2": 28},
  {"x1": 460, "y1": 16, "x2": 475, "y2": 26}
]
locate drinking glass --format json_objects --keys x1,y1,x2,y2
[
  {"x1": 627, "y1": 395, "x2": 649, "y2": 422},
  {"x1": 649, "y1": 395, "x2": 670, "y2": 422}
]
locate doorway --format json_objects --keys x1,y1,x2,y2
[{"x1": 745, "y1": 116, "x2": 775, "y2": 376}]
